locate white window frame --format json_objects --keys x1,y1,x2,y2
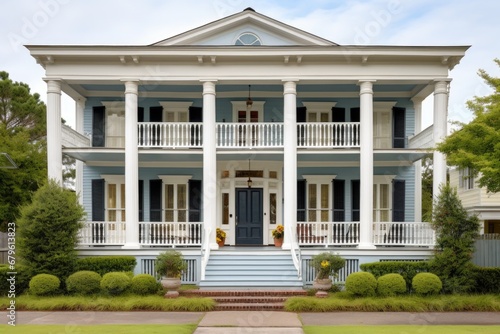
[
  {"x1": 459, "y1": 167, "x2": 475, "y2": 190},
  {"x1": 158, "y1": 101, "x2": 193, "y2": 123},
  {"x1": 303, "y1": 175, "x2": 336, "y2": 223},
  {"x1": 231, "y1": 101, "x2": 265, "y2": 123},
  {"x1": 373, "y1": 101, "x2": 397, "y2": 149},
  {"x1": 302, "y1": 102, "x2": 337, "y2": 123},
  {"x1": 373, "y1": 175, "x2": 396, "y2": 222},
  {"x1": 158, "y1": 175, "x2": 192, "y2": 223},
  {"x1": 101, "y1": 101, "x2": 125, "y2": 148},
  {"x1": 234, "y1": 32, "x2": 262, "y2": 46},
  {"x1": 101, "y1": 175, "x2": 126, "y2": 229}
]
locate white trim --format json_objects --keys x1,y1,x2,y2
[
  {"x1": 231, "y1": 101, "x2": 265, "y2": 122},
  {"x1": 158, "y1": 175, "x2": 192, "y2": 184},
  {"x1": 158, "y1": 101, "x2": 193, "y2": 112},
  {"x1": 101, "y1": 174, "x2": 125, "y2": 183},
  {"x1": 373, "y1": 175, "x2": 396, "y2": 184},
  {"x1": 302, "y1": 175, "x2": 336, "y2": 183},
  {"x1": 101, "y1": 101, "x2": 125, "y2": 112},
  {"x1": 301, "y1": 101, "x2": 337, "y2": 111}
]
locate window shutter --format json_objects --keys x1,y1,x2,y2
[
  {"x1": 393, "y1": 107, "x2": 406, "y2": 148},
  {"x1": 351, "y1": 180, "x2": 360, "y2": 222},
  {"x1": 138, "y1": 107, "x2": 144, "y2": 122},
  {"x1": 138, "y1": 180, "x2": 144, "y2": 221},
  {"x1": 350, "y1": 107, "x2": 360, "y2": 122},
  {"x1": 149, "y1": 179, "x2": 162, "y2": 222},
  {"x1": 189, "y1": 106, "x2": 203, "y2": 122},
  {"x1": 91, "y1": 179, "x2": 105, "y2": 221},
  {"x1": 297, "y1": 107, "x2": 307, "y2": 146},
  {"x1": 331, "y1": 107, "x2": 346, "y2": 122},
  {"x1": 92, "y1": 106, "x2": 105, "y2": 147},
  {"x1": 149, "y1": 106, "x2": 163, "y2": 122},
  {"x1": 297, "y1": 179, "x2": 306, "y2": 222},
  {"x1": 296, "y1": 106, "x2": 307, "y2": 123},
  {"x1": 333, "y1": 179, "x2": 345, "y2": 222},
  {"x1": 392, "y1": 180, "x2": 405, "y2": 222},
  {"x1": 188, "y1": 179, "x2": 202, "y2": 222}
]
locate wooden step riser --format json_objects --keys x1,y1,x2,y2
[{"x1": 182, "y1": 290, "x2": 307, "y2": 297}]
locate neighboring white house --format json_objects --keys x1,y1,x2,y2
[
  {"x1": 450, "y1": 168, "x2": 500, "y2": 234},
  {"x1": 27, "y1": 8, "x2": 468, "y2": 286}
]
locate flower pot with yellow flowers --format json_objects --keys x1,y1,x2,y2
[
  {"x1": 310, "y1": 252, "x2": 345, "y2": 291},
  {"x1": 216, "y1": 228, "x2": 226, "y2": 247},
  {"x1": 271, "y1": 224, "x2": 284, "y2": 247}
]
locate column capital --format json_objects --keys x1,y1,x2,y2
[
  {"x1": 45, "y1": 79, "x2": 62, "y2": 94},
  {"x1": 434, "y1": 79, "x2": 451, "y2": 95},
  {"x1": 122, "y1": 80, "x2": 139, "y2": 95},
  {"x1": 282, "y1": 80, "x2": 298, "y2": 95},
  {"x1": 358, "y1": 80, "x2": 376, "y2": 95},
  {"x1": 201, "y1": 80, "x2": 217, "y2": 95}
]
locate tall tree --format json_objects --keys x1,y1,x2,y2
[
  {"x1": 438, "y1": 58, "x2": 500, "y2": 193},
  {"x1": 421, "y1": 155, "x2": 433, "y2": 222}
]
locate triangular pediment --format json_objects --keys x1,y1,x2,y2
[{"x1": 152, "y1": 8, "x2": 337, "y2": 47}]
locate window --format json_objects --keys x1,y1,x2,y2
[
  {"x1": 222, "y1": 193, "x2": 229, "y2": 225},
  {"x1": 303, "y1": 175, "x2": 335, "y2": 223},
  {"x1": 101, "y1": 175, "x2": 126, "y2": 231},
  {"x1": 159, "y1": 176, "x2": 191, "y2": 222},
  {"x1": 373, "y1": 175, "x2": 396, "y2": 222},
  {"x1": 235, "y1": 32, "x2": 261, "y2": 46},
  {"x1": 269, "y1": 193, "x2": 277, "y2": 224},
  {"x1": 102, "y1": 101, "x2": 125, "y2": 148},
  {"x1": 459, "y1": 168, "x2": 475, "y2": 190},
  {"x1": 302, "y1": 102, "x2": 335, "y2": 123}
]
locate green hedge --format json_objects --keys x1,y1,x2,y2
[
  {"x1": 76, "y1": 256, "x2": 136, "y2": 276},
  {"x1": 130, "y1": 274, "x2": 160, "y2": 295},
  {"x1": 360, "y1": 261, "x2": 429, "y2": 291},
  {"x1": 473, "y1": 267, "x2": 500, "y2": 294},
  {"x1": 377, "y1": 273, "x2": 406, "y2": 296},
  {"x1": 345, "y1": 272, "x2": 377, "y2": 297},
  {"x1": 100, "y1": 272, "x2": 131, "y2": 295},
  {"x1": 66, "y1": 271, "x2": 101, "y2": 295},
  {"x1": 0, "y1": 264, "x2": 30, "y2": 296},
  {"x1": 412, "y1": 273, "x2": 442, "y2": 295},
  {"x1": 29, "y1": 274, "x2": 61, "y2": 296}
]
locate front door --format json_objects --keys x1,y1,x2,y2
[{"x1": 235, "y1": 188, "x2": 263, "y2": 245}]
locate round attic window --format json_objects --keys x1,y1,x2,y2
[{"x1": 235, "y1": 32, "x2": 262, "y2": 46}]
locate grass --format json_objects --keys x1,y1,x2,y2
[
  {"x1": 303, "y1": 326, "x2": 500, "y2": 334},
  {"x1": 0, "y1": 294, "x2": 215, "y2": 312},
  {"x1": 285, "y1": 292, "x2": 500, "y2": 312},
  {"x1": 1, "y1": 324, "x2": 197, "y2": 334}
]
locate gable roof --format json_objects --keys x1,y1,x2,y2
[{"x1": 152, "y1": 7, "x2": 338, "y2": 46}]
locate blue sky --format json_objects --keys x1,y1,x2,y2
[{"x1": 1, "y1": 0, "x2": 499, "y2": 128}]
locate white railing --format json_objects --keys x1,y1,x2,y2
[
  {"x1": 216, "y1": 122, "x2": 283, "y2": 148},
  {"x1": 139, "y1": 222, "x2": 202, "y2": 246},
  {"x1": 62, "y1": 124, "x2": 90, "y2": 147},
  {"x1": 297, "y1": 222, "x2": 360, "y2": 246},
  {"x1": 373, "y1": 222, "x2": 435, "y2": 246},
  {"x1": 79, "y1": 221, "x2": 126, "y2": 245},
  {"x1": 297, "y1": 122, "x2": 360, "y2": 148},
  {"x1": 290, "y1": 225, "x2": 302, "y2": 280},
  {"x1": 200, "y1": 225, "x2": 212, "y2": 280},
  {"x1": 138, "y1": 122, "x2": 202, "y2": 148},
  {"x1": 408, "y1": 125, "x2": 434, "y2": 149}
]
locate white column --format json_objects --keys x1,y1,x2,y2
[
  {"x1": 45, "y1": 79, "x2": 63, "y2": 184},
  {"x1": 202, "y1": 80, "x2": 218, "y2": 250},
  {"x1": 75, "y1": 98, "x2": 86, "y2": 205},
  {"x1": 282, "y1": 80, "x2": 298, "y2": 250},
  {"x1": 123, "y1": 80, "x2": 140, "y2": 249},
  {"x1": 432, "y1": 79, "x2": 450, "y2": 200},
  {"x1": 358, "y1": 80, "x2": 376, "y2": 249},
  {"x1": 412, "y1": 97, "x2": 423, "y2": 222}
]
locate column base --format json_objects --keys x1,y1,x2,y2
[
  {"x1": 122, "y1": 242, "x2": 141, "y2": 249},
  {"x1": 357, "y1": 242, "x2": 377, "y2": 250}
]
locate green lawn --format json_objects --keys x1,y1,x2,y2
[
  {"x1": 303, "y1": 326, "x2": 500, "y2": 334},
  {"x1": 2, "y1": 324, "x2": 197, "y2": 334}
]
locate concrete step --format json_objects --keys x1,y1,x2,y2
[
  {"x1": 182, "y1": 289, "x2": 308, "y2": 297},
  {"x1": 214, "y1": 302, "x2": 285, "y2": 311}
]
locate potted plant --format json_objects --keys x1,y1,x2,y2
[
  {"x1": 216, "y1": 228, "x2": 226, "y2": 247},
  {"x1": 271, "y1": 224, "x2": 284, "y2": 247},
  {"x1": 155, "y1": 250, "x2": 187, "y2": 295},
  {"x1": 310, "y1": 252, "x2": 345, "y2": 291}
]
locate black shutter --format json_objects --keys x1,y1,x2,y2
[
  {"x1": 150, "y1": 106, "x2": 163, "y2": 122},
  {"x1": 351, "y1": 180, "x2": 360, "y2": 222},
  {"x1": 189, "y1": 106, "x2": 203, "y2": 122},
  {"x1": 149, "y1": 179, "x2": 162, "y2": 222},
  {"x1": 297, "y1": 106, "x2": 307, "y2": 146},
  {"x1": 350, "y1": 107, "x2": 360, "y2": 122},
  {"x1": 392, "y1": 180, "x2": 405, "y2": 222},
  {"x1": 138, "y1": 107, "x2": 144, "y2": 122},
  {"x1": 331, "y1": 107, "x2": 346, "y2": 122},
  {"x1": 188, "y1": 179, "x2": 202, "y2": 222},
  {"x1": 138, "y1": 180, "x2": 144, "y2": 221},
  {"x1": 296, "y1": 106, "x2": 307, "y2": 122},
  {"x1": 92, "y1": 106, "x2": 105, "y2": 147},
  {"x1": 91, "y1": 179, "x2": 105, "y2": 221},
  {"x1": 297, "y1": 179, "x2": 306, "y2": 222},
  {"x1": 393, "y1": 107, "x2": 406, "y2": 148},
  {"x1": 333, "y1": 180, "x2": 345, "y2": 222}
]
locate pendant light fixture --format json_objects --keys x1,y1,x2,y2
[
  {"x1": 247, "y1": 159, "x2": 253, "y2": 188},
  {"x1": 246, "y1": 84, "x2": 253, "y2": 110}
]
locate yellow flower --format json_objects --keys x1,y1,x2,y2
[{"x1": 321, "y1": 260, "x2": 330, "y2": 268}]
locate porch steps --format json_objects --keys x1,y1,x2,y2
[
  {"x1": 182, "y1": 289, "x2": 308, "y2": 311},
  {"x1": 199, "y1": 248, "x2": 304, "y2": 288}
]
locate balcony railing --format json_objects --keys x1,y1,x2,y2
[
  {"x1": 138, "y1": 122, "x2": 203, "y2": 148},
  {"x1": 79, "y1": 221, "x2": 126, "y2": 245},
  {"x1": 216, "y1": 122, "x2": 284, "y2": 148},
  {"x1": 297, "y1": 122, "x2": 360, "y2": 148},
  {"x1": 373, "y1": 222, "x2": 435, "y2": 246},
  {"x1": 140, "y1": 222, "x2": 202, "y2": 246},
  {"x1": 297, "y1": 222, "x2": 360, "y2": 246}
]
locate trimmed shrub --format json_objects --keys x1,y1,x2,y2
[
  {"x1": 76, "y1": 256, "x2": 136, "y2": 276},
  {"x1": 472, "y1": 266, "x2": 500, "y2": 294},
  {"x1": 412, "y1": 273, "x2": 442, "y2": 295},
  {"x1": 66, "y1": 271, "x2": 101, "y2": 295},
  {"x1": 29, "y1": 274, "x2": 60, "y2": 296},
  {"x1": 377, "y1": 273, "x2": 406, "y2": 296},
  {"x1": 345, "y1": 272, "x2": 377, "y2": 297},
  {"x1": 360, "y1": 261, "x2": 429, "y2": 291},
  {"x1": 100, "y1": 272, "x2": 131, "y2": 295},
  {"x1": 130, "y1": 274, "x2": 160, "y2": 295},
  {"x1": 0, "y1": 264, "x2": 30, "y2": 296}
]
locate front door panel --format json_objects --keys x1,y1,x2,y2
[{"x1": 236, "y1": 188, "x2": 263, "y2": 245}]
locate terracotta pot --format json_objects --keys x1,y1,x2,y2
[
  {"x1": 274, "y1": 237, "x2": 283, "y2": 247},
  {"x1": 217, "y1": 239, "x2": 225, "y2": 247},
  {"x1": 313, "y1": 278, "x2": 332, "y2": 291},
  {"x1": 161, "y1": 277, "x2": 181, "y2": 291}
]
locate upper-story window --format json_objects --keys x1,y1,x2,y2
[
  {"x1": 459, "y1": 167, "x2": 475, "y2": 190},
  {"x1": 235, "y1": 32, "x2": 262, "y2": 46}
]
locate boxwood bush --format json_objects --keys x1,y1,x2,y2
[
  {"x1": 412, "y1": 272, "x2": 442, "y2": 295},
  {"x1": 76, "y1": 256, "x2": 136, "y2": 276},
  {"x1": 29, "y1": 274, "x2": 60, "y2": 296},
  {"x1": 345, "y1": 272, "x2": 377, "y2": 296},
  {"x1": 377, "y1": 273, "x2": 406, "y2": 296},
  {"x1": 473, "y1": 267, "x2": 500, "y2": 294},
  {"x1": 100, "y1": 272, "x2": 131, "y2": 295},
  {"x1": 360, "y1": 261, "x2": 429, "y2": 291},
  {"x1": 130, "y1": 274, "x2": 160, "y2": 295},
  {"x1": 66, "y1": 271, "x2": 101, "y2": 295}
]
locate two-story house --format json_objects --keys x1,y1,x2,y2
[{"x1": 27, "y1": 8, "x2": 468, "y2": 287}]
